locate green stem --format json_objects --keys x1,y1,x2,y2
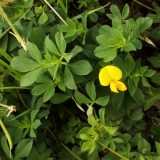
[
  {"x1": 61, "y1": 143, "x2": 81, "y2": 160},
  {"x1": 44, "y1": 0, "x2": 68, "y2": 25},
  {"x1": 0, "y1": 5, "x2": 33, "y2": 40},
  {"x1": 0, "y1": 86, "x2": 29, "y2": 90},
  {"x1": 0, "y1": 59, "x2": 21, "y2": 81},
  {"x1": 0, "y1": 6, "x2": 26, "y2": 51},
  {"x1": 0, "y1": 119, "x2": 13, "y2": 150},
  {"x1": 96, "y1": 140, "x2": 129, "y2": 160},
  {"x1": 0, "y1": 48, "x2": 12, "y2": 62}
]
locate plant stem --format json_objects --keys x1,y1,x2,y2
[
  {"x1": 96, "y1": 140, "x2": 129, "y2": 160},
  {"x1": 0, "y1": 86, "x2": 29, "y2": 90},
  {"x1": 61, "y1": 143, "x2": 82, "y2": 160},
  {"x1": 0, "y1": 48, "x2": 12, "y2": 62},
  {"x1": 0, "y1": 118, "x2": 13, "y2": 150},
  {"x1": 0, "y1": 6, "x2": 27, "y2": 51},
  {"x1": 0, "y1": 59, "x2": 21, "y2": 80},
  {"x1": 44, "y1": 0, "x2": 68, "y2": 25}
]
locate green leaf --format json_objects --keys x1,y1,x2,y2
[
  {"x1": 96, "y1": 35, "x2": 109, "y2": 45},
  {"x1": 112, "y1": 16, "x2": 121, "y2": 28},
  {"x1": 128, "y1": 78, "x2": 137, "y2": 96},
  {"x1": 89, "y1": 12, "x2": 98, "y2": 22},
  {"x1": 99, "y1": 25, "x2": 112, "y2": 36},
  {"x1": 99, "y1": 108, "x2": 105, "y2": 125},
  {"x1": 132, "y1": 88, "x2": 145, "y2": 105},
  {"x1": 50, "y1": 93, "x2": 71, "y2": 104},
  {"x1": 71, "y1": 45, "x2": 83, "y2": 58},
  {"x1": 43, "y1": 85, "x2": 55, "y2": 102},
  {"x1": 155, "y1": 141, "x2": 160, "y2": 155},
  {"x1": 122, "y1": 4, "x2": 129, "y2": 19},
  {"x1": 30, "y1": 27, "x2": 46, "y2": 49},
  {"x1": 38, "y1": 12, "x2": 48, "y2": 24},
  {"x1": 24, "y1": 0, "x2": 33, "y2": 8},
  {"x1": 143, "y1": 69, "x2": 156, "y2": 77},
  {"x1": 31, "y1": 110, "x2": 39, "y2": 123},
  {"x1": 69, "y1": 60, "x2": 92, "y2": 75},
  {"x1": 141, "y1": 77, "x2": 150, "y2": 87},
  {"x1": 88, "y1": 115, "x2": 98, "y2": 126},
  {"x1": 148, "y1": 55, "x2": 160, "y2": 68},
  {"x1": 11, "y1": 57, "x2": 40, "y2": 72},
  {"x1": 95, "y1": 96, "x2": 109, "y2": 106},
  {"x1": 125, "y1": 53, "x2": 135, "y2": 74},
  {"x1": 138, "y1": 138, "x2": 151, "y2": 155},
  {"x1": 103, "y1": 48, "x2": 117, "y2": 62},
  {"x1": 81, "y1": 141, "x2": 96, "y2": 155},
  {"x1": 55, "y1": 32, "x2": 66, "y2": 54},
  {"x1": 113, "y1": 138, "x2": 124, "y2": 143},
  {"x1": 87, "y1": 106, "x2": 93, "y2": 116},
  {"x1": 74, "y1": 90, "x2": 92, "y2": 104},
  {"x1": 151, "y1": 73, "x2": 160, "y2": 85},
  {"x1": 110, "y1": 5, "x2": 121, "y2": 19},
  {"x1": 64, "y1": 66, "x2": 77, "y2": 90},
  {"x1": 20, "y1": 68, "x2": 42, "y2": 86},
  {"x1": 32, "y1": 83, "x2": 50, "y2": 96},
  {"x1": 85, "y1": 81, "x2": 96, "y2": 101},
  {"x1": 144, "y1": 95, "x2": 160, "y2": 110},
  {"x1": 32, "y1": 119, "x2": 41, "y2": 129},
  {"x1": 1, "y1": 136, "x2": 11, "y2": 159},
  {"x1": 14, "y1": 139, "x2": 33, "y2": 159},
  {"x1": 130, "y1": 108, "x2": 143, "y2": 121},
  {"x1": 132, "y1": 39, "x2": 142, "y2": 50},
  {"x1": 83, "y1": 44, "x2": 97, "y2": 59},
  {"x1": 104, "y1": 126, "x2": 117, "y2": 135},
  {"x1": 79, "y1": 133, "x2": 92, "y2": 141},
  {"x1": 36, "y1": 74, "x2": 52, "y2": 83},
  {"x1": 123, "y1": 43, "x2": 136, "y2": 52},
  {"x1": 66, "y1": 17, "x2": 76, "y2": 29},
  {"x1": 140, "y1": 66, "x2": 148, "y2": 75},
  {"x1": 136, "y1": 17, "x2": 153, "y2": 33},
  {"x1": 30, "y1": 127, "x2": 36, "y2": 138},
  {"x1": 94, "y1": 46, "x2": 117, "y2": 62},
  {"x1": 150, "y1": 29, "x2": 160, "y2": 39},
  {"x1": 26, "y1": 41, "x2": 42, "y2": 63},
  {"x1": 112, "y1": 92, "x2": 124, "y2": 111},
  {"x1": 63, "y1": 53, "x2": 74, "y2": 63},
  {"x1": 45, "y1": 36, "x2": 61, "y2": 56}
]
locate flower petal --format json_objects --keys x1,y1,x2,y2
[
  {"x1": 115, "y1": 81, "x2": 127, "y2": 91},
  {"x1": 99, "y1": 67, "x2": 111, "y2": 86},
  {"x1": 105, "y1": 66, "x2": 122, "y2": 81},
  {"x1": 110, "y1": 81, "x2": 119, "y2": 93}
]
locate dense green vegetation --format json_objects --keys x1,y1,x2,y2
[{"x1": 0, "y1": 0, "x2": 160, "y2": 159}]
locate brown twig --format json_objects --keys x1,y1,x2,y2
[
  {"x1": 0, "y1": 69, "x2": 8, "y2": 83},
  {"x1": 16, "y1": 90, "x2": 28, "y2": 109},
  {"x1": 133, "y1": 0, "x2": 156, "y2": 12}
]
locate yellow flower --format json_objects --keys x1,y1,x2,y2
[{"x1": 99, "y1": 65, "x2": 127, "y2": 93}]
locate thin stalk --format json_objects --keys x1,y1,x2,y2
[
  {"x1": 61, "y1": 143, "x2": 81, "y2": 160},
  {"x1": 0, "y1": 5, "x2": 33, "y2": 40},
  {"x1": 0, "y1": 119, "x2": 13, "y2": 150},
  {"x1": 0, "y1": 48, "x2": 12, "y2": 62},
  {"x1": 0, "y1": 86, "x2": 29, "y2": 90},
  {"x1": 96, "y1": 140, "x2": 129, "y2": 160},
  {"x1": 0, "y1": 59, "x2": 21, "y2": 80},
  {"x1": 0, "y1": 6, "x2": 27, "y2": 51},
  {"x1": 44, "y1": 0, "x2": 68, "y2": 25}
]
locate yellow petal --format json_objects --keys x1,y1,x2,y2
[
  {"x1": 105, "y1": 66, "x2": 122, "y2": 80},
  {"x1": 114, "y1": 81, "x2": 127, "y2": 91},
  {"x1": 99, "y1": 67, "x2": 111, "y2": 86},
  {"x1": 99, "y1": 65, "x2": 123, "y2": 87},
  {"x1": 110, "y1": 81, "x2": 119, "y2": 93}
]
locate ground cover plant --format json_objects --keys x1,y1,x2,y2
[{"x1": 0, "y1": 0, "x2": 160, "y2": 159}]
